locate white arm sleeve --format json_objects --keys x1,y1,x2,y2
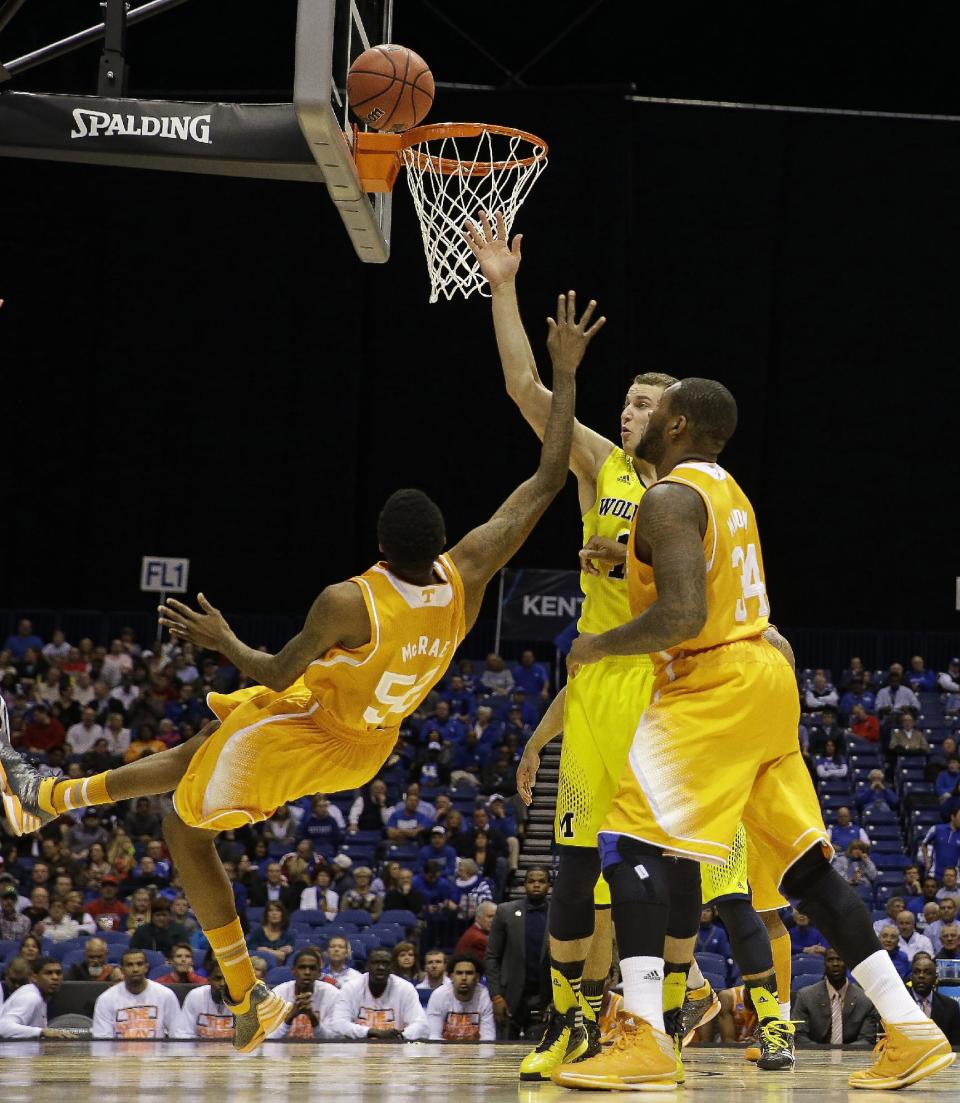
[
  {"x1": 328, "y1": 983, "x2": 371, "y2": 1040},
  {"x1": 426, "y1": 987, "x2": 446, "y2": 1040},
  {"x1": 92, "y1": 990, "x2": 116, "y2": 1039},
  {"x1": 0, "y1": 988, "x2": 44, "y2": 1039},
  {"x1": 478, "y1": 989, "x2": 496, "y2": 1041}
]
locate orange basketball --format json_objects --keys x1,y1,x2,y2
[{"x1": 347, "y1": 44, "x2": 434, "y2": 133}]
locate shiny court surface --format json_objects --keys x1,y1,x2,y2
[{"x1": 0, "y1": 1041, "x2": 956, "y2": 1101}]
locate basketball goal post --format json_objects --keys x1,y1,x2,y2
[
  {"x1": 0, "y1": 0, "x2": 548, "y2": 299},
  {"x1": 0, "y1": 0, "x2": 395, "y2": 261}
]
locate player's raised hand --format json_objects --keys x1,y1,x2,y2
[
  {"x1": 516, "y1": 745, "x2": 541, "y2": 807},
  {"x1": 158, "y1": 592, "x2": 234, "y2": 651},
  {"x1": 546, "y1": 290, "x2": 606, "y2": 376},
  {"x1": 463, "y1": 209, "x2": 522, "y2": 289},
  {"x1": 579, "y1": 535, "x2": 627, "y2": 576}
]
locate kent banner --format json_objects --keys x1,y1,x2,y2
[{"x1": 497, "y1": 569, "x2": 583, "y2": 644}]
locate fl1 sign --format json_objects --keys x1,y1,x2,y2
[{"x1": 140, "y1": 556, "x2": 190, "y2": 594}]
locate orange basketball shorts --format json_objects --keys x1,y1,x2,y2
[
  {"x1": 600, "y1": 637, "x2": 831, "y2": 891},
  {"x1": 173, "y1": 680, "x2": 396, "y2": 831}
]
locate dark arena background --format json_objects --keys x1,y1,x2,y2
[{"x1": 0, "y1": 2, "x2": 958, "y2": 1099}]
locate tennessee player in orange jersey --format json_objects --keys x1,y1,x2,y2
[
  {"x1": 551, "y1": 378, "x2": 954, "y2": 1094},
  {"x1": 0, "y1": 292, "x2": 604, "y2": 1058}
]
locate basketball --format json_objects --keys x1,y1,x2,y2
[{"x1": 347, "y1": 43, "x2": 434, "y2": 133}]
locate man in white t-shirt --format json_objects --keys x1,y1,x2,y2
[
  {"x1": 322, "y1": 935, "x2": 362, "y2": 989},
  {"x1": 0, "y1": 957, "x2": 73, "y2": 1039},
  {"x1": 65, "y1": 708, "x2": 105, "y2": 756},
  {"x1": 92, "y1": 949, "x2": 181, "y2": 1039},
  {"x1": 270, "y1": 946, "x2": 339, "y2": 1040},
  {"x1": 329, "y1": 949, "x2": 429, "y2": 1041},
  {"x1": 174, "y1": 962, "x2": 235, "y2": 1040},
  {"x1": 426, "y1": 955, "x2": 495, "y2": 1041}
]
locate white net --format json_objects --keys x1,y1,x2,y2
[{"x1": 401, "y1": 125, "x2": 548, "y2": 303}]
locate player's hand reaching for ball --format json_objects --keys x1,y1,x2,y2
[
  {"x1": 463, "y1": 210, "x2": 521, "y2": 289},
  {"x1": 579, "y1": 535, "x2": 627, "y2": 576},
  {"x1": 159, "y1": 593, "x2": 234, "y2": 652},
  {"x1": 566, "y1": 631, "x2": 603, "y2": 679},
  {"x1": 547, "y1": 290, "x2": 606, "y2": 376}
]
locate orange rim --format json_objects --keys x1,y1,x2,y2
[{"x1": 400, "y1": 122, "x2": 549, "y2": 177}]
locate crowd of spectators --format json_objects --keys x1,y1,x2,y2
[{"x1": 0, "y1": 619, "x2": 556, "y2": 1041}]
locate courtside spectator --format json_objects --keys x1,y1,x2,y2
[
  {"x1": 839, "y1": 675, "x2": 876, "y2": 721},
  {"x1": 251, "y1": 956, "x2": 269, "y2": 983},
  {"x1": 874, "y1": 897, "x2": 907, "y2": 937},
  {"x1": 907, "y1": 655, "x2": 937, "y2": 692},
  {"x1": 0, "y1": 958, "x2": 71, "y2": 1040},
  {"x1": 329, "y1": 948, "x2": 429, "y2": 1040},
  {"x1": 507, "y1": 688, "x2": 539, "y2": 728},
  {"x1": 790, "y1": 912, "x2": 827, "y2": 955},
  {"x1": 382, "y1": 867, "x2": 424, "y2": 917},
  {"x1": 421, "y1": 699, "x2": 466, "y2": 747},
  {"x1": 829, "y1": 806, "x2": 870, "y2": 851},
  {"x1": 898, "y1": 910, "x2": 934, "y2": 960},
  {"x1": 850, "y1": 702, "x2": 881, "y2": 744},
  {"x1": 938, "y1": 868, "x2": 960, "y2": 901},
  {"x1": 174, "y1": 960, "x2": 234, "y2": 1040},
  {"x1": 386, "y1": 790, "x2": 433, "y2": 843},
  {"x1": 1, "y1": 957, "x2": 32, "y2": 1000},
  {"x1": 808, "y1": 706, "x2": 846, "y2": 755},
  {"x1": 92, "y1": 949, "x2": 180, "y2": 1039},
  {"x1": 833, "y1": 840, "x2": 878, "y2": 885},
  {"x1": 908, "y1": 878, "x2": 941, "y2": 918},
  {"x1": 19, "y1": 704, "x2": 65, "y2": 755},
  {"x1": 340, "y1": 865, "x2": 383, "y2": 920},
  {"x1": 804, "y1": 670, "x2": 839, "y2": 712},
  {"x1": 3, "y1": 619, "x2": 43, "y2": 660},
  {"x1": 124, "y1": 887, "x2": 153, "y2": 932},
  {"x1": 63, "y1": 891, "x2": 97, "y2": 936},
  {"x1": 857, "y1": 769, "x2": 898, "y2": 813},
  {"x1": 412, "y1": 740, "x2": 452, "y2": 789},
  {"x1": 86, "y1": 874, "x2": 129, "y2": 932},
  {"x1": 65, "y1": 707, "x2": 104, "y2": 756},
  {"x1": 123, "y1": 725, "x2": 167, "y2": 763},
  {"x1": 511, "y1": 650, "x2": 550, "y2": 703},
  {"x1": 938, "y1": 658, "x2": 960, "y2": 693},
  {"x1": 925, "y1": 899, "x2": 957, "y2": 952},
  {"x1": 416, "y1": 950, "x2": 450, "y2": 994},
  {"x1": 298, "y1": 796, "x2": 341, "y2": 859},
  {"x1": 414, "y1": 861, "x2": 459, "y2": 945},
  {"x1": 481, "y1": 653, "x2": 514, "y2": 697},
  {"x1": 454, "y1": 899, "x2": 497, "y2": 961},
  {"x1": 322, "y1": 935, "x2": 361, "y2": 989},
  {"x1": 155, "y1": 942, "x2": 206, "y2": 986},
  {"x1": 888, "y1": 713, "x2": 931, "y2": 759},
  {"x1": 695, "y1": 904, "x2": 733, "y2": 958},
  {"x1": 1, "y1": 884, "x2": 29, "y2": 941},
  {"x1": 300, "y1": 866, "x2": 339, "y2": 920},
  {"x1": 876, "y1": 668, "x2": 921, "y2": 716},
  {"x1": 68, "y1": 809, "x2": 111, "y2": 860},
  {"x1": 879, "y1": 925, "x2": 912, "y2": 980},
  {"x1": 908, "y1": 953, "x2": 960, "y2": 1042},
  {"x1": 454, "y1": 858, "x2": 495, "y2": 924},
  {"x1": 126, "y1": 797, "x2": 162, "y2": 843},
  {"x1": 442, "y1": 674, "x2": 476, "y2": 721},
  {"x1": 419, "y1": 825, "x2": 458, "y2": 878},
  {"x1": 348, "y1": 779, "x2": 391, "y2": 834},
  {"x1": 792, "y1": 947, "x2": 879, "y2": 1045},
  {"x1": 391, "y1": 942, "x2": 424, "y2": 985},
  {"x1": 391, "y1": 782, "x2": 436, "y2": 820},
  {"x1": 485, "y1": 866, "x2": 550, "y2": 1039},
  {"x1": 66, "y1": 938, "x2": 120, "y2": 982},
  {"x1": 936, "y1": 758, "x2": 960, "y2": 801},
  {"x1": 936, "y1": 925, "x2": 960, "y2": 960},
  {"x1": 130, "y1": 897, "x2": 189, "y2": 955},
  {"x1": 922, "y1": 810, "x2": 960, "y2": 879},
  {"x1": 426, "y1": 955, "x2": 495, "y2": 1041},
  {"x1": 246, "y1": 901, "x2": 294, "y2": 966},
  {"x1": 35, "y1": 896, "x2": 83, "y2": 943},
  {"x1": 815, "y1": 739, "x2": 849, "y2": 780},
  {"x1": 248, "y1": 861, "x2": 300, "y2": 910},
  {"x1": 270, "y1": 947, "x2": 339, "y2": 1040}
]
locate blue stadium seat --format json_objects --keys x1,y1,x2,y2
[
  {"x1": 350, "y1": 830, "x2": 384, "y2": 845},
  {"x1": 380, "y1": 909, "x2": 418, "y2": 929},
  {"x1": 246, "y1": 906, "x2": 265, "y2": 925},
  {"x1": 349, "y1": 938, "x2": 368, "y2": 962},
  {"x1": 0, "y1": 940, "x2": 21, "y2": 961},
  {"x1": 862, "y1": 807, "x2": 898, "y2": 824},
  {"x1": 793, "y1": 974, "x2": 823, "y2": 991},
  {"x1": 874, "y1": 853, "x2": 912, "y2": 870},
  {"x1": 266, "y1": 966, "x2": 293, "y2": 986},
  {"x1": 791, "y1": 954, "x2": 824, "y2": 975},
  {"x1": 694, "y1": 951, "x2": 727, "y2": 973},
  {"x1": 386, "y1": 845, "x2": 419, "y2": 862},
  {"x1": 148, "y1": 964, "x2": 171, "y2": 980},
  {"x1": 369, "y1": 924, "x2": 403, "y2": 947},
  {"x1": 99, "y1": 930, "x2": 131, "y2": 944},
  {"x1": 46, "y1": 939, "x2": 83, "y2": 961},
  {"x1": 338, "y1": 909, "x2": 373, "y2": 928},
  {"x1": 289, "y1": 909, "x2": 327, "y2": 927}
]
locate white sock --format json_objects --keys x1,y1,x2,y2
[
  {"x1": 779, "y1": 1001, "x2": 791, "y2": 1020},
  {"x1": 620, "y1": 955, "x2": 665, "y2": 1032},
  {"x1": 851, "y1": 950, "x2": 928, "y2": 1025},
  {"x1": 687, "y1": 960, "x2": 705, "y2": 990}
]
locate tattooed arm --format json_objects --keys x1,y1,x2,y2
[
  {"x1": 448, "y1": 292, "x2": 605, "y2": 630},
  {"x1": 566, "y1": 483, "x2": 708, "y2": 675}
]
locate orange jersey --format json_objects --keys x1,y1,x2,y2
[
  {"x1": 303, "y1": 553, "x2": 466, "y2": 734},
  {"x1": 627, "y1": 461, "x2": 770, "y2": 665}
]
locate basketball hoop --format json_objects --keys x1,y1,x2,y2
[{"x1": 399, "y1": 123, "x2": 549, "y2": 303}]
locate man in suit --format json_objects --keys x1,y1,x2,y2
[
  {"x1": 485, "y1": 865, "x2": 550, "y2": 1041},
  {"x1": 246, "y1": 861, "x2": 302, "y2": 911},
  {"x1": 909, "y1": 952, "x2": 960, "y2": 1044},
  {"x1": 792, "y1": 947, "x2": 879, "y2": 1045}
]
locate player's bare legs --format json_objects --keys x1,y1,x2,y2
[{"x1": 162, "y1": 811, "x2": 291, "y2": 1052}]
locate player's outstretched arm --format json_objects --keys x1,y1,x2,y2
[
  {"x1": 516, "y1": 686, "x2": 565, "y2": 806},
  {"x1": 465, "y1": 211, "x2": 614, "y2": 488},
  {"x1": 566, "y1": 483, "x2": 707, "y2": 675},
  {"x1": 448, "y1": 292, "x2": 604, "y2": 628},
  {"x1": 159, "y1": 582, "x2": 370, "y2": 692}
]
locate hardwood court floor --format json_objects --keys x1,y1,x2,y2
[{"x1": 0, "y1": 1041, "x2": 956, "y2": 1101}]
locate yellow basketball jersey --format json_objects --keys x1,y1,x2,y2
[
  {"x1": 303, "y1": 553, "x2": 466, "y2": 734},
  {"x1": 627, "y1": 461, "x2": 770, "y2": 663},
  {"x1": 578, "y1": 446, "x2": 648, "y2": 635}
]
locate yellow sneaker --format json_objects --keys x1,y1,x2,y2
[
  {"x1": 551, "y1": 1012, "x2": 681, "y2": 1091},
  {"x1": 226, "y1": 981, "x2": 292, "y2": 1054},
  {"x1": 848, "y1": 1020, "x2": 955, "y2": 1090},
  {"x1": 519, "y1": 1008, "x2": 587, "y2": 1081}
]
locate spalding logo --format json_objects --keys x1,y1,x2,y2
[{"x1": 70, "y1": 109, "x2": 213, "y2": 144}]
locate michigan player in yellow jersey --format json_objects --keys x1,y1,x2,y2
[
  {"x1": 0, "y1": 292, "x2": 604, "y2": 1058},
  {"x1": 467, "y1": 211, "x2": 673, "y2": 1078},
  {"x1": 553, "y1": 379, "x2": 954, "y2": 1092}
]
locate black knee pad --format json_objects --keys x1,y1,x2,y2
[
  {"x1": 603, "y1": 837, "x2": 672, "y2": 959},
  {"x1": 781, "y1": 846, "x2": 879, "y2": 969},
  {"x1": 666, "y1": 858, "x2": 702, "y2": 940},
  {"x1": 549, "y1": 846, "x2": 602, "y2": 942},
  {"x1": 715, "y1": 898, "x2": 772, "y2": 977}
]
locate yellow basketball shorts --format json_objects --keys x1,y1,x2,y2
[
  {"x1": 700, "y1": 822, "x2": 788, "y2": 913},
  {"x1": 555, "y1": 655, "x2": 655, "y2": 906},
  {"x1": 601, "y1": 638, "x2": 831, "y2": 892},
  {"x1": 173, "y1": 681, "x2": 395, "y2": 831}
]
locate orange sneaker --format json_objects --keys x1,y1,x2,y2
[
  {"x1": 551, "y1": 1012, "x2": 681, "y2": 1091},
  {"x1": 848, "y1": 1020, "x2": 955, "y2": 1090}
]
